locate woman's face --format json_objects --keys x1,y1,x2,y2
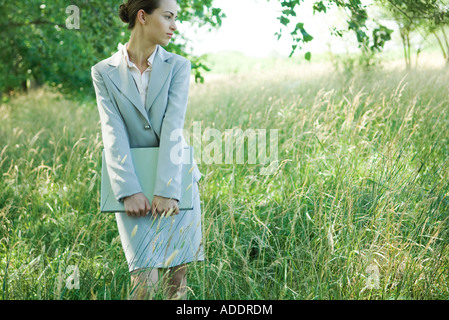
[{"x1": 139, "y1": 0, "x2": 178, "y2": 46}]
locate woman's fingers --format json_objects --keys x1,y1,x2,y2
[
  {"x1": 151, "y1": 196, "x2": 179, "y2": 217},
  {"x1": 151, "y1": 198, "x2": 158, "y2": 217},
  {"x1": 144, "y1": 197, "x2": 152, "y2": 217},
  {"x1": 124, "y1": 193, "x2": 151, "y2": 217}
]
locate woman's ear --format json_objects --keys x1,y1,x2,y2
[{"x1": 137, "y1": 9, "x2": 146, "y2": 25}]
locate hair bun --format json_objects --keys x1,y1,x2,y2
[{"x1": 119, "y1": 3, "x2": 130, "y2": 23}]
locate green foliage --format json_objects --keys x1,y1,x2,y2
[
  {"x1": 0, "y1": 0, "x2": 225, "y2": 97},
  {"x1": 272, "y1": 0, "x2": 393, "y2": 58},
  {"x1": 270, "y1": 0, "x2": 449, "y2": 66},
  {"x1": 379, "y1": 0, "x2": 449, "y2": 66}
]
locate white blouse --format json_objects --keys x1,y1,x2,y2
[{"x1": 120, "y1": 42, "x2": 158, "y2": 107}]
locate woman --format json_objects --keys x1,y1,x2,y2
[{"x1": 91, "y1": 0, "x2": 203, "y2": 299}]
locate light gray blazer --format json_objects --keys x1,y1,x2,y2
[{"x1": 91, "y1": 45, "x2": 201, "y2": 202}]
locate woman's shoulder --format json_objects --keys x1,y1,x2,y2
[
  {"x1": 158, "y1": 46, "x2": 191, "y2": 68},
  {"x1": 91, "y1": 49, "x2": 122, "y2": 74}
]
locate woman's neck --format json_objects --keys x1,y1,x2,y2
[{"x1": 126, "y1": 33, "x2": 157, "y2": 67}]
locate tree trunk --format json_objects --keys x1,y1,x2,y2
[
  {"x1": 400, "y1": 28, "x2": 411, "y2": 69},
  {"x1": 406, "y1": 31, "x2": 411, "y2": 69},
  {"x1": 440, "y1": 27, "x2": 449, "y2": 66},
  {"x1": 433, "y1": 31, "x2": 447, "y2": 62},
  {"x1": 440, "y1": 27, "x2": 449, "y2": 57}
]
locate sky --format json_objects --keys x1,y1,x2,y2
[{"x1": 180, "y1": 0, "x2": 362, "y2": 58}]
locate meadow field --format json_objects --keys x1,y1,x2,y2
[{"x1": 0, "y1": 52, "x2": 448, "y2": 300}]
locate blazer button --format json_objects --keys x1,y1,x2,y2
[{"x1": 144, "y1": 125, "x2": 151, "y2": 130}]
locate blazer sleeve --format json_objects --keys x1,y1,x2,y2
[
  {"x1": 91, "y1": 65, "x2": 143, "y2": 202},
  {"x1": 153, "y1": 59, "x2": 192, "y2": 202}
]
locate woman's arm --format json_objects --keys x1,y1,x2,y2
[
  {"x1": 91, "y1": 65, "x2": 143, "y2": 202},
  {"x1": 153, "y1": 59, "x2": 192, "y2": 202}
]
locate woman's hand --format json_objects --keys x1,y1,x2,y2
[
  {"x1": 151, "y1": 195, "x2": 179, "y2": 217},
  {"x1": 123, "y1": 193, "x2": 151, "y2": 217}
]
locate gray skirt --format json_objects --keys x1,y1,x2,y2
[{"x1": 115, "y1": 181, "x2": 204, "y2": 272}]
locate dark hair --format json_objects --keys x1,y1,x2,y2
[{"x1": 119, "y1": 0, "x2": 161, "y2": 30}]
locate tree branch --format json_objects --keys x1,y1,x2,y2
[{"x1": 0, "y1": 19, "x2": 68, "y2": 30}]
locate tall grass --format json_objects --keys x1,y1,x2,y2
[{"x1": 1, "y1": 56, "x2": 448, "y2": 299}]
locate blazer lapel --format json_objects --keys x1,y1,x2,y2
[
  {"x1": 146, "y1": 46, "x2": 172, "y2": 112},
  {"x1": 106, "y1": 51, "x2": 150, "y2": 123}
]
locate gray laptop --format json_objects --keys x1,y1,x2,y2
[{"x1": 100, "y1": 146, "x2": 194, "y2": 212}]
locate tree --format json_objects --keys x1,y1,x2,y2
[
  {"x1": 0, "y1": 0, "x2": 225, "y2": 97},
  {"x1": 377, "y1": 0, "x2": 449, "y2": 68},
  {"x1": 271, "y1": 0, "x2": 449, "y2": 68},
  {"x1": 418, "y1": 1, "x2": 449, "y2": 65},
  {"x1": 375, "y1": 0, "x2": 425, "y2": 69},
  {"x1": 271, "y1": 0, "x2": 393, "y2": 65}
]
